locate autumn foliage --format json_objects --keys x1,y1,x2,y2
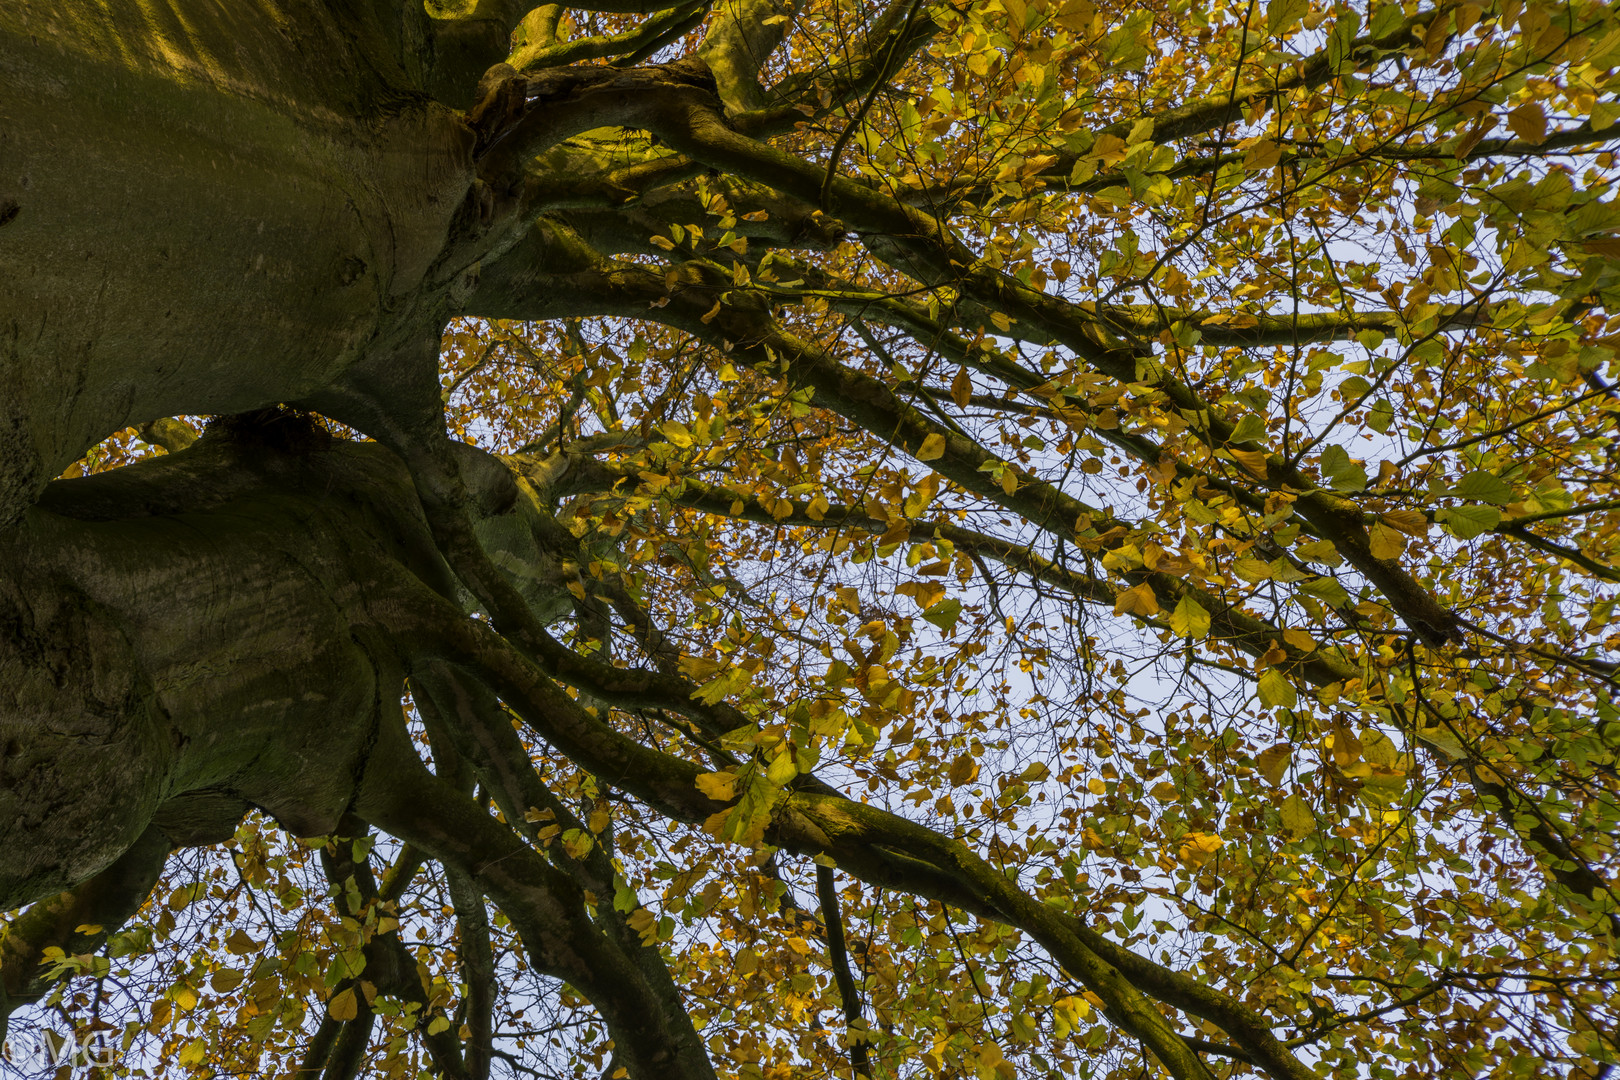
[{"x1": 5, "y1": 0, "x2": 1620, "y2": 1078}]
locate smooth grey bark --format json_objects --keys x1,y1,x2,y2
[
  {"x1": 0, "y1": 422, "x2": 448, "y2": 910},
  {"x1": 0, "y1": 1, "x2": 487, "y2": 526}
]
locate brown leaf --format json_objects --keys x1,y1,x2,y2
[
  {"x1": 1256, "y1": 744, "x2": 1292, "y2": 786},
  {"x1": 1381, "y1": 510, "x2": 1430, "y2": 537},
  {"x1": 951, "y1": 366, "x2": 973, "y2": 408},
  {"x1": 948, "y1": 754, "x2": 979, "y2": 787},
  {"x1": 1331, "y1": 725, "x2": 1363, "y2": 768}
]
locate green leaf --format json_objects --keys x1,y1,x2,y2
[
  {"x1": 1102, "y1": 10, "x2": 1153, "y2": 69},
  {"x1": 1368, "y1": 3, "x2": 1404, "y2": 39},
  {"x1": 1229, "y1": 414, "x2": 1268, "y2": 444},
  {"x1": 1437, "y1": 505, "x2": 1502, "y2": 540},
  {"x1": 923, "y1": 597, "x2": 962, "y2": 631},
  {"x1": 1449, "y1": 470, "x2": 1512, "y2": 505},
  {"x1": 1367, "y1": 398, "x2": 1394, "y2": 434},
  {"x1": 1320, "y1": 445, "x2": 1368, "y2": 492},
  {"x1": 1298, "y1": 576, "x2": 1352, "y2": 607},
  {"x1": 1327, "y1": 11, "x2": 1362, "y2": 70},
  {"x1": 1265, "y1": 0, "x2": 1308, "y2": 36}
]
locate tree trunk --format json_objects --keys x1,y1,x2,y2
[{"x1": 0, "y1": 1, "x2": 477, "y2": 524}]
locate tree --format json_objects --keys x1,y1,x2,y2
[{"x1": 2, "y1": 0, "x2": 1618, "y2": 1076}]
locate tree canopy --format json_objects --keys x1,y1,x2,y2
[{"x1": 2, "y1": 0, "x2": 1619, "y2": 1077}]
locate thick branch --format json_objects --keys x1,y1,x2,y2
[
  {"x1": 511, "y1": 0, "x2": 710, "y2": 72},
  {"x1": 354, "y1": 716, "x2": 718, "y2": 1080},
  {"x1": 697, "y1": 0, "x2": 794, "y2": 113},
  {"x1": 397, "y1": 577, "x2": 1308, "y2": 1080},
  {"x1": 446, "y1": 868, "x2": 496, "y2": 1080}
]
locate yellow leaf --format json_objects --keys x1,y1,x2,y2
[
  {"x1": 171, "y1": 985, "x2": 198, "y2": 1012},
  {"x1": 636, "y1": 470, "x2": 672, "y2": 494},
  {"x1": 1054, "y1": 0, "x2": 1096, "y2": 35},
  {"x1": 695, "y1": 771, "x2": 738, "y2": 802},
  {"x1": 1052, "y1": 993, "x2": 1091, "y2": 1038},
  {"x1": 1169, "y1": 594, "x2": 1210, "y2": 638},
  {"x1": 178, "y1": 1039, "x2": 208, "y2": 1067},
  {"x1": 1281, "y1": 628, "x2": 1316, "y2": 652},
  {"x1": 702, "y1": 806, "x2": 734, "y2": 837},
  {"x1": 765, "y1": 752, "x2": 797, "y2": 787},
  {"x1": 1232, "y1": 555, "x2": 1274, "y2": 582},
  {"x1": 1112, "y1": 582, "x2": 1160, "y2": 617},
  {"x1": 1416, "y1": 724, "x2": 1466, "y2": 759},
  {"x1": 1229, "y1": 448, "x2": 1270, "y2": 478},
  {"x1": 1368, "y1": 522, "x2": 1406, "y2": 560},
  {"x1": 328, "y1": 987, "x2": 359, "y2": 1022},
  {"x1": 678, "y1": 654, "x2": 723, "y2": 680},
  {"x1": 916, "y1": 433, "x2": 946, "y2": 461},
  {"x1": 1258, "y1": 668, "x2": 1297, "y2": 709},
  {"x1": 896, "y1": 580, "x2": 946, "y2": 609},
  {"x1": 1360, "y1": 729, "x2": 1400, "y2": 767},
  {"x1": 989, "y1": 311, "x2": 1012, "y2": 332},
  {"x1": 562, "y1": 828, "x2": 594, "y2": 860},
  {"x1": 658, "y1": 421, "x2": 693, "y2": 448},
  {"x1": 1280, "y1": 792, "x2": 1314, "y2": 838},
  {"x1": 948, "y1": 754, "x2": 979, "y2": 787},
  {"x1": 1331, "y1": 724, "x2": 1364, "y2": 768},
  {"x1": 1507, "y1": 100, "x2": 1547, "y2": 144},
  {"x1": 1177, "y1": 831, "x2": 1224, "y2": 867},
  {"x1": 626, "y1": 908, "x2": 659, "y2": 946},
  {"x1": 1243, "y1": 138, "x2": 1282, "y2": 170}
]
